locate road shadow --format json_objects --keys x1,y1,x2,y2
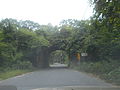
[{"x1": 49, "y1": 66, "x2": 68, "y2": 69}]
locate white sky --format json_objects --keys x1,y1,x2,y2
[{"x1": 0, "y1": 0, "x2": 93, "y2": 25}]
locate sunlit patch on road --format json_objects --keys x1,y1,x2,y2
[{"x1": 50, "y1": 63, "x2": 68, "y2": 68}]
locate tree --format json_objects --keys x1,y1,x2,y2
[
  {"x1": 0, "y1": 18, "x2": 51, "y2": 68},
  {"x1": 87, "y1": 0, "x2": 120, "y2": 60}
]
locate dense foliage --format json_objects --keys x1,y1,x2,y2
[
  {"x1": 88, "y1": 0, "x2": 120, "y2": 61},
  {"x1": 0, "y1": 19, "x2": 51, "y2": 69},
  {"x1": 0, "y1": 0, "x2": 119, "y2": 75},
  {"x1": 69, "y1": 0, "x2": 120, "y2": 85}
]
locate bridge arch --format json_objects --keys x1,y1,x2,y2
[
  {"x1": 35, "y1": 45, "x2": 68, "y2": 68},
  {"x1": 49, "y1": 50, "x2": 68, "y2": 65}
]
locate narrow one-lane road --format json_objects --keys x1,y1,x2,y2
[{"x1": 0, "y1": 64, "x2": 112, "y2": 90}]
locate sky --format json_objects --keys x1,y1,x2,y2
[{"x1": 0, "y1": 0, "x2": 93, "y2": 25}]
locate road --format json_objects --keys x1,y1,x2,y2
[{"x1": 0, "y1": 64, "x2": 113, "y2": 90}]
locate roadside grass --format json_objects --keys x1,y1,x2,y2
[
  {"x1": 0, "y1": 69, "x2": 35, "y2": 80},
  {"x1": 0, "y1": 61, "x2": 39, "y2": 80},
  {"x1": 70, "y1": 60, "x2": 120, "y2": 86}
]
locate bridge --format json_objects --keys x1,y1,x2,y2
[{"x1": 32, "y1": 44, "x2": 68, "y2": 68}]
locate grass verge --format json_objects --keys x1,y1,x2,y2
[
  {"x1": 0, "y1": 69, "x2": 34, "y2": 80},
  {"x1": 70, "y1": 60, "x2": 120, "y2": 86}
]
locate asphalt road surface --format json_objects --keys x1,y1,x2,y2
[{"x1": 0, "y1": 64, "x2": 112, "y2": 90}]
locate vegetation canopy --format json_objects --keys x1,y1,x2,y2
[{"x1": 0, "y1": 0, "x2": 120, "y2": 85}]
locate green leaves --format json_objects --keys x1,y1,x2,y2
[
  {"x1": 86, "y1": 0, "x2": 120, "y2": 61},
  {"x1": 0, "y1": 7, "x2": 120, "y2": 68},
  {"x1": 0, "y1": 19, "x2": 51, "y2": 67}
]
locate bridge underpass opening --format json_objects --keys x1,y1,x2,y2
[{"x1": 49, "y1": 50, "x2": 69, "y2": 67}]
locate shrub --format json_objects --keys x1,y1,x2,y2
[
  {"x1": 12, "y1": 61, "x2": 33, "y2": 70},
  {"x1": 71, "y1": 59, "x2": 120, "y2": 85},
  {"x1": 104, "y1": 67, "x2": 120, "y2": 85}
]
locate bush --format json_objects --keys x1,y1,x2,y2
[
  {"x1": 0, "y1": 67, "x2": 4, "y2": 73},
  {"x1": 12, "y1": 61, "x2": 33, "y2": 70},
  {"x1": 71, "y1": 59, "x2": 120, "y2": 85},
  {"x1": 103, "y1": 67, "x2": 120, "y2": 85}
]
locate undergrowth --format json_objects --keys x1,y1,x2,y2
[{"x1": 70, "y1": 60, "x2": 120, "y2": 85}]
